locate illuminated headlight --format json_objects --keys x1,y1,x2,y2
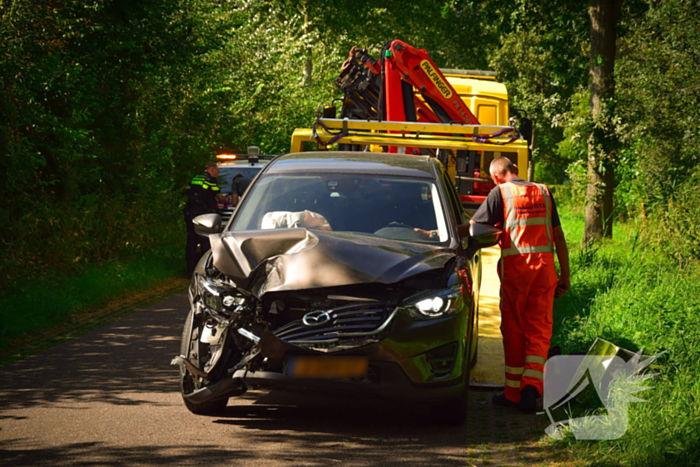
[
  {"x1": 416, "y1": 297, "x2": 446, "y2": 314},
  {"x1": 404, "y1": 288, "x2": 461, "y2": 319},
  {"x1": 197, "y1": 275, "x2": 246, "y2": 315}
]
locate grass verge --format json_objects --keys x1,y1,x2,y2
[
  {"x1": 550, "y1": 207, "x2": 700, "y2": 466},
  {"x1": 0, "y1": 245, "x2": 189, "y2": 366}
]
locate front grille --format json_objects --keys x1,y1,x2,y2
[{"x1": 273, "y1": 303, "x2": 397, "y2": 353}]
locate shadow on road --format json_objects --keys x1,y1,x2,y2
[
  {"x1": 0, "y1": 294, "x2": 188, "y2": 410},
  {"x1": 0, "y1": 292, "x2": 557, "y2": 466},
  {"x1": 204, "y1": 387, "x2": 551, "y2": 465},
  {"x1": 0, "y1": 440, "x2": 257, "y2": 466}
]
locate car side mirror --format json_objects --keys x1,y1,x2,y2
[
  {"x1": 193, "y1": 214, "x2": 222, "y2": 237},
  {"x1": 462, "y1": 223, "x2": 501, "y2": 258}
]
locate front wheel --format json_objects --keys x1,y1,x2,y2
[
  {"x1": 433, "y1": 366, "x2": 470, "y2": 426},
  {"x1": 179, "y1": 308, "x2": 229, "y2": 415}
]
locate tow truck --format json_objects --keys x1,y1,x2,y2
[{"x1": 289, "y1": 40, "x2": 531, "y2": 387}]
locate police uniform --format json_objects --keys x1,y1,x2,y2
[
  {"x1": 184, "y1": 172, "x2": 221, "y2": 277},
  {"x1": 471, "y1": 177, "x2": 560, "y2": 402}
]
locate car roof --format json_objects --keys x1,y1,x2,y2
[
  {"x1": 265, "y1": 152, "x2": 436, "y2": 179},
  {"x1": 218, "y1": 160, "x2": 268, "y2": 168}
]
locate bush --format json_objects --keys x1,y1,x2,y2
[
  {"x1": 644, "y1": 170, "x2": 700, "y2": 268},
  {"x1": 552, "y1": 207, "x2": 700, "y2": 467}
]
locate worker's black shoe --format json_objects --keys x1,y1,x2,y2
[
  {"x1": 492, "y1": 393, "x2": 519, "y2": 408},
  {"x1": 548, "y1": 345, "x2": 562, "y2": 359},
  {"x1": 519, "y1": 385, "x2": 539, "y2": 413}
]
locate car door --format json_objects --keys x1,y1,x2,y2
[{"x1": 437, "y1": 165, "x2": 480, "y2": 368}]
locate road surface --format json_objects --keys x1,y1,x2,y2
[{"x1": 0, "y1": 293, "x2": 554, "y2": 466}]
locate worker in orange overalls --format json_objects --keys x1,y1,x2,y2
[{"x1": 467, "y1": 156, "x2": 570, "y2": 413}]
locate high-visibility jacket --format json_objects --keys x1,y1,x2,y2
[
  {"x1": 499, "y1": 182, "x2": 555, "y2": 258},
  {"x1": 185, "y1": 173, "x2": 221, "y2": 216},
  {"x1": 498, "y1": 181, "x2": 558, "y2": 402}
]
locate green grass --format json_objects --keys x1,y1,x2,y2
[
  {"x1": 550, "y1": 206, "x2": 700, "y2": 466},
  {"x1": 0, "y1": 242, "x2": 186, "y2": 343}
]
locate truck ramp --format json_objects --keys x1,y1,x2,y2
[{"x1": 471, "y1": 246, "x2": 505, "y2": 388}]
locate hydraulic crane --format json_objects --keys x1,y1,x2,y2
[{"x1": 331, "y1": 40, "x2": 528, "y2": 203}]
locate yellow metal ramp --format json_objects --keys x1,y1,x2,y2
[{"x1": 470, "y1": 246, "x2": 505, "y2": 388}]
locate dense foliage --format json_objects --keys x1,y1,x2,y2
[
  {"x1": 0, "y1": 0, "x2": 504, "y2": 288},
  {"x1": 2, "y1": 0, "x2": 698, "y2": 286}
]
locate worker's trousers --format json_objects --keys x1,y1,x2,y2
[{"x1": 499, "y1": 253, "x2": 558, "y2": 402}]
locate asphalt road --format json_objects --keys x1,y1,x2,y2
[{"x1": 0, "y1": 293, "x2": 554, "y2": 466}]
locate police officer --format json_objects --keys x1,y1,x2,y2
[
  {"x1": 184, "y1": 162, "x2": 229, "y2": 277},
  {"x1": 465, "y1": 156, "x2": 571, "y2": 413}
]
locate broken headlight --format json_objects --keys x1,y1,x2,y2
[
  {"x1": 404, "y1": 287, "x2": 461, "y2": 319},
  {"x1": 196, "y1": 275, "x2": 247, "y2": 316}
]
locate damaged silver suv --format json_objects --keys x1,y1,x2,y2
[{"x1": 175, "y1": 152, "x2": 500, "y2": 425}]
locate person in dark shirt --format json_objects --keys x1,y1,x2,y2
[
  {"x1": 184, "y1": 162, "x2": 228, "y2": 277},
  {"x1": 462, "y1": 157, "x2": 570, "y2": 413},
  {"x1": 230, "y1": 173, "x2": 252, "y2": 207}
]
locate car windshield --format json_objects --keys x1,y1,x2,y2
[
  {"x1": 218, "y1": 166, "x2": 262, "y2": 192},
  {"x1": 230, "y1": 173, "x2": 450, "y2": 244}
]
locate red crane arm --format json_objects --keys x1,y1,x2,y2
[{"x1": 386, "y1": 40, "x2": 480, "y2": 125}]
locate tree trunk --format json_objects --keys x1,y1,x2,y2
[
  {"x1": 584, "y1": 0, "x2": 622, "y2": 242},
  {"x1": 527, "y1": 126, "x2": 536, "y2": 182},
  {"x1": 302, "y1": 9, "x2": 312, "y2": 86}
]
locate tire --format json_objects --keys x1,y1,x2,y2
[
  {"x1": 433, "y1": 365, "x2": 470, "y2": 426},
  {"x1": 468, "y1": 303, "x2": 479, "y2": 369},
  {"x1": 179, "y1": 308, "x2": 229, "y2": 415},
  {"x1": 469, "y1": 257, "x2": 482, "y2": 369}
]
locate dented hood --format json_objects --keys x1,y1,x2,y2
[{"x1": 209, "y1": 229, "x2": 455, "y2": 296}]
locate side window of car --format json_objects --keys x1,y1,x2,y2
[
  {"x1": 439, "y1": 166, "x2": 467, "y2": 226},
  {"x1": 446, "y1": 175, "x2": 468, "y2": 225}
]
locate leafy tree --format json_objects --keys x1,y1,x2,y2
[
  {"x1": 615, "y1": 0, "x2": 700, "y2": 211},
  {"x1": 488, "y1": 0, "x2": 590, "y2": 184}
]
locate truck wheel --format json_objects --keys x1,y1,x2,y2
[{"x1": 179, "y1": 308, "x2": 229, "y2": 415}]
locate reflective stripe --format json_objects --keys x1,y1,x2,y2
[
  {"x1": 505, "y1": 365, "x2": 524, "y2": 375},
  {"x1": 503, "y1": 245, "x2": 554, "y2": 257},
  {"x1": 502, "y1": 183, "x2": 521, "y2": 258},
  {"x1": 522, "y1": 369, "x2": 544, "y2": 380},
  {"x1": 525, "y1": 355, "x2": 547, "y2": 365},
  {"x1": 191, "y1": 175, "x2": 206, "y2": 187},
  {"x1": 505, "y1": 217, "x2": 548, "y2": 228},
  {"x1": 501, "y1": 183, "x2": 516, "y2": 223},
  {"x1": 505, "y1": 378, "x2": 521, "y2": 388},
  {"x1": 535, "y1": 183, "x2": 553, "y2": 247},
  {"x1": 203, "y1": 183, "x2": 220, "y2": 191},
  {"x1": 191, "y1": 175, "x2": 220, "y2": 191}
]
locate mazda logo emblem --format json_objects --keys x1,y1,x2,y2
[{"x1": 302, "y1": 310, "x2": 332, "y2": 327}]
